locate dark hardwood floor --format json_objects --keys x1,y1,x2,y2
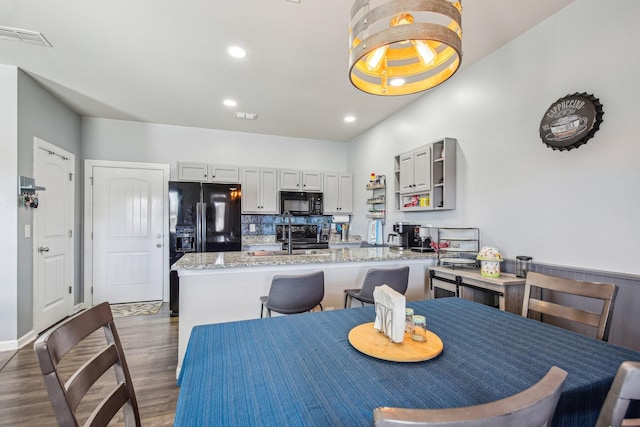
[{"x1": 0, "y1": 303, "x2": 179, "y2": 426}]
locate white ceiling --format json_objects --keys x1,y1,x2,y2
[{"x1": 0, "y1": 0, "x2": 574, "y2": 142}]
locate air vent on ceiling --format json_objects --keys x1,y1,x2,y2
[
  {"x1": 286, "y1": 0, "x2": 301, "y2": 3},
  {"x1": 234, "y1": 112, "x2": 258, "y2": 120},
  {"x1": 0, "y1": 25, "x2": 52, "y2": 47}
]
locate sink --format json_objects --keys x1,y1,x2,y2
[{"x1": 246, "y1": 249, "x2": 331, "y2": 257}]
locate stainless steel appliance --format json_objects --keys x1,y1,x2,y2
[
  {"x1": 280, "y1": 191, "x2": 323, "y2": 216},
  {"x1": 169, "y1": 181, "x2": 242, "y2": 316},
  {"x1": 411, "y1": 226, "x2": 435, "y2": 252},
  {"x1": 276, "y1": 224, "x2": 329, "y2": 250}
]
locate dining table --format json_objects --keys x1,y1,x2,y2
[{"x1": 174, "y1": 297, "x2": 640, "y2": 426}]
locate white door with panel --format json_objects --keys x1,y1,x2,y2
[
  {"x1": 92, "y1": 166, "x2": 165, "y2": 304},
  {"x1": 33, "y1": 139, "x2": 75, "y2": 333}
]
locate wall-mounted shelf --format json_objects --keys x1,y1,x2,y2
[
  {"x1": 394, "y1": 138, "x2": 457, "y2": 211},
  {"x1": 18, "y1": 176, "x2": 46, "y2": 195},
  {"x1": 366, "y1": 176, "x2": 386, "y2": 223}
]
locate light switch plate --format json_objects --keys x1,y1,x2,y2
[
  {"x1": 249, "y1": 224, "x2": 256, "y2": 232},
  {"x1": 24, "y1": 224, "x2": 31, "y2": 238}
]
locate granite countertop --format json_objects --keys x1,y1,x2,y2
[{"x1": 172, "y1": 247, "x2": 438, "y2": 271}]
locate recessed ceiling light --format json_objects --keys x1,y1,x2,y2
[
  {"x1": 223, "y1": 99, "x2": 237, "y2": 107},
  {"x1": 227, "y1": 46, "x2": 247, "y2": 58},
  {"x1": 344, "y1": 116, "x2": 356, "y2": 123},
  {"x1": 390, "y1": 78, "x2": 405, "y2": 87}
]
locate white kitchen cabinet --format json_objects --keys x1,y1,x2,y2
[
  {"x1": 241, "y1": 168, "x2": 278, "y2": 214},
  {"x1": 176, "y1": 162, "x2": 239, "y2": 183},
  {"x1": 323, "y1": 172, "x2": 352, "y2": 214},
  {"x1": 278, "y1": 169, "x2": 323, "y2": 191},
  {"x1": 394, "y1": 138, "x2": 456, "y2": 211}
]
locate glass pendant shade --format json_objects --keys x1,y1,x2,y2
[{"x1": 349, "y1": 0, "x2": 463, "y2": 96}]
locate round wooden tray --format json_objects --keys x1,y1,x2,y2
[{"x1": 348, "y1": 322, "x2": 443, "y2": 362}]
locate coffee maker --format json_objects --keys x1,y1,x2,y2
[{"x1": 390, "y1": 223, "x2": 421, "y2": 249}]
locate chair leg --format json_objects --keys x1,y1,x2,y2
[
  {"x1": 344, "y1": 294, "x2": 350, "y2": 309},
  {"x1": 319, "y1": 303, "x2": 323, "y2": 311},
  {"x1": 260, "y1": 304, "x2": 264, "y2": 318}
]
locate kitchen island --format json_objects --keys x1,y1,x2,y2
[{"x1": 172, "y1": 247, "x2": 438, "y2": 374}]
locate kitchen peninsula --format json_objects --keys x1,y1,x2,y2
[{"x1": 172, "y1": 247, "x2": 438, "y2": 374}]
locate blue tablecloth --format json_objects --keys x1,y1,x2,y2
[{"x1": 175, "y1": 298, "x2": 640, "y2": 426}]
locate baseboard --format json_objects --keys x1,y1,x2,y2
[
  {"x1": 0, "y1": 329, "x2": 37, "y2": 352},
  {"x1": 73, "y1": 303, "x2": 84, "y2": 314},
  {"x1": 18, "y1": 330, "x2": 36, "y2": 348}
]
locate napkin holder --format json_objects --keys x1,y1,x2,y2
[{"x1": 373, "y1": 285, "x2": 406, "y2": 343}]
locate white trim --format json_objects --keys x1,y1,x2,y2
[
  {"x1": 33, "y1": 137, "x2": 75, "y2": 333},
  {"x1": 84, "y1": 159, "x2": 170, "y2": 307},
  {"x1": 0, "y1": 329, "x2": 37, "y2": 351},
  {"x1": 72, "y1": 303, "x2": 84, "y2": 314}
]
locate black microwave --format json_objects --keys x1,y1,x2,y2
[{"x1": 280, "y1": 191, "x2": 323, "y2": 216}]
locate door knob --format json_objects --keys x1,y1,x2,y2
[
  {"x1": 156, "y1": 243, "x2": 162, "y2": 248},
  {"x1": 38, "y1": 246, "x2": 50, "y2": 253}
]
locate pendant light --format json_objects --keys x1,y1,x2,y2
[{"x1": 349, "y1": 0, "x2": 463, "y2": 96}]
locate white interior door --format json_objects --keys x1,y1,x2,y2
[
  {"x1": 33, "y1": 139, "x2": 74, "y2": 333},
  {"x1": 92, "y1": 166, "x2": 164, "y2": 304}
]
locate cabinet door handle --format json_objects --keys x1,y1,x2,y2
[{"x1": 38, "y1": 246, "x2": 50, "y2": 253}]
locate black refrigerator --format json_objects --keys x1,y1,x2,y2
[{"x1": 169, "y1": 181, "x2": 242, "y2": 316}]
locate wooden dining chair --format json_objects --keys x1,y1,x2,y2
[
  {"x1": 344, "y1": 266, "x2": 410, "y2": 308},
  {"x1": 33, "y1": 302, "x2": 141, "y2": 427},
  {"x1": 521, "y1": 271, "x2": 618, "y2": 341},
  {"x1": 595, "y1": 361, "x2": 640, "y2": 427},
  {"x1": 374, "y1": 366, "x2": 567, "y2": 427},
  {"x1": 260, "y1": 271, "x2": 325, "y2": 318}
]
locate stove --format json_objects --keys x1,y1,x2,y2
[{"x1": 276, "y1": 224, "x2": 329, "y2": 250}]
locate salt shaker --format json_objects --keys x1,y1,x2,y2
[{"x1": 405, "y1": 308, "x2": 414, "y2": 334}]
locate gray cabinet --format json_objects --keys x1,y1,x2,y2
[
  {"x1": 399, "y1": 147, "x2": 430, "y2": 194},
  {"x1": 323, "y1": 172, "x2": 352, "y2": 214},
  {"x1": 394, "y1": 138, "x2": 456, "y2": 211},
  {"x1": 241, "y1": 168, "x2": 278, "y2": 214}
]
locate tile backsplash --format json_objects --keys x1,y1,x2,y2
[{"x1": 241, "y1": 215, "x2": 333, "y2": 236}]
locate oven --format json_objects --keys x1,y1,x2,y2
[{"x1": 276, "y1": 224, "x2": 329, "y2": 250}]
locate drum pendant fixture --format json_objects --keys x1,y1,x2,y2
[{"x1": 349, "y1": 0, "x2": 463, "y2": 96}]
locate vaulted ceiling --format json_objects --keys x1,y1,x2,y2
[{"x1": 0, "y1": 0, "x2": 574, "y2": 142}]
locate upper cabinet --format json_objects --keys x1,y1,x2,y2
[
  {"x1": 177, "y1": 162, "x2": 239, "y2": 183},
  {"x1": 241, "y1": 168, "x2": 278, "y2": 214},
  {"x1": 323, "y1": 172, "x2": 352, "y2": 214},
  {"x1": 278, "y1": 169, "x2": 323, "y2": 192},
  {"x1": 394, "y1": 137, "x2": 457, "y2": 211},
  {"x1": 399, "y1": 146, "x2": 431, "y2": 194}
]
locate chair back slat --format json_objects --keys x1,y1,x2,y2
[
  {"x1": 66, "y1": 344, "x2": 120, "y2": 411},
  {"x1": 522, "y1": 272, "x2": 618, "y2": 341},
  {"x1": 374, "y1": 366, "x2": 567, "y2": 427},
  {"x1": 85, "y1": 383, "x2": 132, "y2": 427},
  {"x1": 528, "y1": 299, "x2": 602, "y2": 328},
  {"x1": 34, "y1": 302, "x2": 141, "y2": 427}
]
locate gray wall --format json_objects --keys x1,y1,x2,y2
[
  {"x1": 16, "y1": 70, "x2": 81, "y2": 337},
  {"x1": 81, "y1": 117, "x2": 349, "y2": 178}
]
